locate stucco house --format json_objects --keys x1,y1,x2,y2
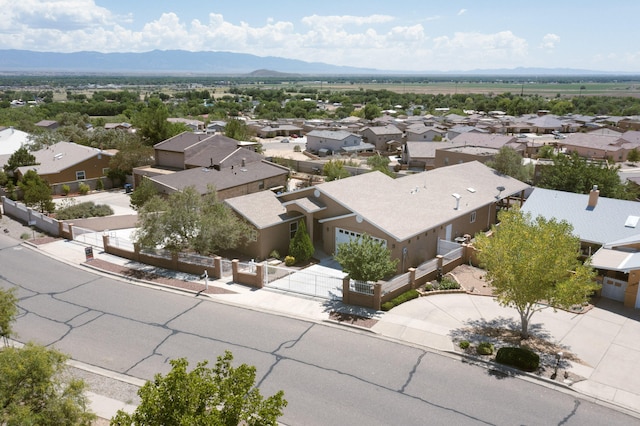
[
  {"x1": 133, "y1": 132, "x2": 289, "y2": 200},
  {"x1": 521, "y1": 186, "x2": 640, "y2": 308},
  {"x1": 405, "y1": 124, "x2": 448, "y2": 142},
  {"x1": 225, "y1": 161, "x2": 529, "y2": 272},
  {"x1": 305, "y1": 129, "x2": 373, "y2": 155},
  {"x1": 360, "y1": 124, "x2": 403, "y2": 152},
  {"x1": 15, "y1": 141, "x2": 114, "y2": 193}
]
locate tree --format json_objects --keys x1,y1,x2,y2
[
  {"x1": 107, "y1": 138, "x2": 154, "y2": 186},
  {"x1": 133, "y1": 97, "x2": 182, "y2": 145},
  {"x1": 363, "y1": 103, "x2": 382, "y2": 120},
  {"x1": 0, "y1": 287, "x2": 17, "y2": 345},
  {"x1": 4, "y1": 146, "x2": 37, "y2": 174},
  {"x1": 334, "y1": 234, "x2": 399, "y2": 282},
  {"x1": 322, "y1": 160, "x2": 350, "y2": 181},
  {"x1": 135, "y1": 186, "x2": 256, "y2": 255},
  {"x1": 627, "y1": 148, "x2": 640, "y2": 163},
  {"x1": 486, "y1": 146, "x2": 533, "y2": 182},
  {"x1": 474, "y1": 208, "x2": 600, "y2": 339},
  {"x1": 0, "y1": 344, "x2": 95, "y2": 426},
  {"x1": 111, "y1": 351, "x2": 287, "y2": 426},
  {"x1": 538, "y1": 152, "x2": 634, "y2": 200},
  {"x1": 129, "y1": 178, "x2": 158, "y2": 210},
  {"x1": 288, "y1": 219, "x2": 315, "y2": 263},
  {"x1": 224, "y1": 118, "x2": 252, "y2": 141},
  {"x1": 366, "y1": 153, "x2": 395, "y2": 177},
  {"x1": 18, "y1": 169, "x2": 54, "y2": 213}
]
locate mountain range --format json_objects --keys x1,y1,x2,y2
[{"x1": 0, "y1": 49, "x2": 631, "y2": 76}]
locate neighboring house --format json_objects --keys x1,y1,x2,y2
[
  {"x1": 206, "y1": 121, "x2": 227, "y2": 134},
  {"x1": 360, "y1": 124, "x2": 403, "y2": 152},
  {"x1": 0, "y1": 126, "x2": 31, "y2": 168},
  {"x1": 447, "y1": 125, "x2": 486, "y2": 140},
  {"x1": 305, "y1": 129, "x2": 373, "y2": 155},
  {"x1": 405, "y1": 124, "x2": 447, "y2": 142},
  {"x1": 226, "y1": 161, "x2": 529, "y2": 268},
  {"x1": 527, "y1": 114, "x2": 564, "y2": 134},
  {"x1": 253, "y1": 123, "x2": 303, "y2": 138},
  {"x1": 434, "y1": 146, "x2": 500, "y2": 168},
  {"x1": 521, "y1": 186, "x2": 640, "y2": 308},
  {"x1": 449, "y1": 133, "x2": 524, "y2": 153},
  {"x1": 167, "y1": 117, "x2": 205, "y2": 132},
  {"x1": 402, "y1": 141, "x2": 456, "y2": 170},
  {"x1": 14, "y1": 141, "x2": 114, "y2": 192},
  {"x1": 134, "y1": 132, "x2": 289, "y2": 200},
  {"x1": 35, "y1": 120, "x2": 59, "y2": 131},
  {"x1": 104, "y1": 122, "x2": 133, "y2": 132},
  {"x1": 558, "y1": 133, "x2": 627, "y2": 162}
]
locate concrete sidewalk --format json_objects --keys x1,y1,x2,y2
[{"x1": 25, "y1": 238, "x2": 640, "y2": 420}]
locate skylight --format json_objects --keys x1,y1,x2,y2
[{"x1": 624, "y1": 215, "x2": 640, "y2": 228}]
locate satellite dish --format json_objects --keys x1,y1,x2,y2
[
  {"x1": 314, "y1": 189, "x2": 320, "y2": 198},
  {"x1": 356, "y1": 215, "x2": 363, "y2": 223}
]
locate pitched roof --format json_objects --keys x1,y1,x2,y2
[
  {"x1": 521, "y1": 187, "x2": 640, "y2": 245},
  {"x1": 450, "y1": 133, "x2": 520, "y2": 150},
  {"x1": 314, "y1": 161, "x2": 528, "y2": 241},
  {"x1": 306, "y1": 129, "x2": 358, "y2": 140},
  {"x1": 16, "y1": 142, "x2": 113, "y2": 175},
  {"x1": 153, "y1": 131, "x2": 213, "y2": 152}
]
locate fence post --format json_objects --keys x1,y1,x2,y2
[
  {"x1": 232, "y1": 259, "x2": 239, "y2": 283},
  {"x1": 102, "y1": 234, "x2": 110, "y2": 253},
  {"x1": 254, "y1": 263, "x2": 264, "y2": 289},
  {"x1": 409, "y1": 267, "x2": 417, "y2": 289},
  {"x1": 342, "y1": 277, "x2": 351, "y2": 305},
  {"x1": 373, "y1": 283, "x2": 382, "y2": 311},
  {"x1": 213, "y1": 256, "x2": 222, "y2": 279}
]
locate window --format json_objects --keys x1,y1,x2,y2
[
  {"x1": 290, "y1": 221, "x2": 298, "y2": 239},
  {"x1": 258, "y1": 180, "x2": 265, "y2": 190},
  {"x1": 102, "y1": 167, "x2": 109, "y2": 176},
  {"x1": 76, "y1": 170, "x2": 86, "y2": 180},
  {"x1": 470, "y1": 211, "x2": 477, "y2": 223}
]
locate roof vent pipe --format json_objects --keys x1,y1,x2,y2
[
  {"x1": 588, "y1": 185, "x2": 599, "y2": 208},
  {"x1": 452, "y1": 193, "x2": 461, "y2": 210}
]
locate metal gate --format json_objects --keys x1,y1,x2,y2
[{"x1": 264, "y1": 263, "x2": 344, "y2": 300}]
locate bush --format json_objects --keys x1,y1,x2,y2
[
  {"x1": 293, "y1": 145, "x2": 301, "y2": 152},
  {"x1": 20, "y1": 232, "x2": 31, "y2": 240},
  {"x1": 476, "y1": 342, "x2": 495, "y2": 355},
  {"x1": 495, "y1": 347, "x2": 540, "y2": 372},
  {"x1": 95, "y1": 179, "x2": 104, "y2": 191},
  {"x1": 269, "y1": 250, "x2": 281, "y2": 260},
  {"x1": 78, "y1": 183, "x2": 90, "y2": 195},
  {"x1": 381, "y1": 289, "x2": 420, "y2": 311},
  {"x1": 55, "y1": 201, "x2": 114, "y2": 220},
  {"x1": 438, "y1": 276, "x2": 460, "y2": 290},
  {"x1": 284, "y1": 255, "x2": 295, "y2": 266},
  {"x1": 61, "y1": 184, "x2": 71, "y2": 196},
  {"x1": 459, "y1": 340, "x2": 470, "y2": 350},
  {"x1": 423, "y1": 283, "x2": 434, "y2": 292}
]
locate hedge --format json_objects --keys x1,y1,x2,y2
[
  {"x1": 381, "y1": 289, "x2": 420, "y2": 311},
  {"x1": 495, "y1": 347, "x2": 540, "y2": 372}
]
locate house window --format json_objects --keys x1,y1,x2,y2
[
  {"x1": 470, "y1": 211, "x2": 477, "y2": 223},
  {"x1": 102, "y1": 167, "x2": 110, "y2": 176},
  {"x1": 258, "y1": 180, "x2": 265, "y2": 190},
  {"x1": 444, "y1": 157, "x2": 449, "y2": 165},
  {"x1": 290, "y1": 221, "x2": 298, "y2": 239},
  {"x1": 76, "y1": 170, "x2": 86, "y2": 180}
]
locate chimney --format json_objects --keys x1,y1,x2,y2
[{"x1": 588, "y1": 185, "x2": 599, "y2": 208}]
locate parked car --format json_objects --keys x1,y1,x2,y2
[{"x1": 281, "y1": 138, "x2": 289, "y2": 143}]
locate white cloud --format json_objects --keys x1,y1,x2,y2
[
  {"x1": 458, "y1": 9, "x2": 467, "y2": 16},
  {"x1": 540, "y1": 33, "x2": 560, "y2": 50}
]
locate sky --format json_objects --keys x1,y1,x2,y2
[{"x1": 2, "y1": 0, "x2": 640, "y2": 73}]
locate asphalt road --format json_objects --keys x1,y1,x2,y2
[{"x1": 0, "y1": 234, "x2": 636, "y2": 425}]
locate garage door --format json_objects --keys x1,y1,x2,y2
[
  {"x1": 335, "y1": 228, "x2": 386, "y2": 248},
  {"x1": 601, "y1": 277, "x2": 627, "y2": 302}
]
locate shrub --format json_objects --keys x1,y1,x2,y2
[
  {"x1": 55, "y1": 201, "x2": 114, "y2": 220},
  {"x1": 459, "y1": 340, "x2": 470, "y2": 350},
  {"x1": 423, "y1": 283, "x2": 434, "y2": 292},
  {"x1": 495, "y1": 347, "x2": 540, "y2": 372},
  {"x1": 438, "y1": 276, "x2": 460, "y2": 290},
  {"x1": 269, "y1": 250, "x2": 281, "y2": 260},
  {"x1": 293, "y1": 145, "x2": 301, "y2": 152},
  {"x1": 476, "y1": 342, "x2": 495, "y2": 355},
  {"x1": 20, "y1": 232, "x2": 31, "y2": 240},
  {"x1": 61, "y1": 184, "x2": 71, "y2": 196},
  {"x1": 78, "y1": 183, "x2": 90, "y2": 195},
  {"x1": 381, "y1": 289, "x2": 420, "y2": 311},
  {"x1": 95, "y1": 179, "x2": 104, "y2": 191},
  {"x1": 284, "y1": 255, "x2": 295, "y2": 266}
]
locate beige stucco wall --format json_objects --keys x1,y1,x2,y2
[
  {"x1": 155, "y1": 150, "x2": 185, "y2": 169},
  {"x1": 41, "y1": 155, "x2": 113, "y2": 185}
]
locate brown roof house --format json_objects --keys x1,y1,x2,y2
[
  {"x1": 134, "y1": 132, "x2": 289, "y2": 200},
  {"x1": 305, "y1": 130, "x2": 374, "y2": 156},
  {"x1": 225, "y1": 161, "x2": 529, "y2": 267},
  {"x1": 15, "y1": 141, "x2": 114, "y2": 193},
  {"x1": 360, "y1": 124, "x2": 403, "y2": 152}
]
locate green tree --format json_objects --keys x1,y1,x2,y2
[
  {"x1": 334, "y1": 233, "x2": 399, "y2": 282},
  {"x1": 627, "y1": 148, "x2": 640, "y2": 163},
  {"x1": 486, "y1": 146, "x2": 533, "y2": 182},
  {"x1": 129, "y1": 178, "x2": 158, "y2": 210},
  {"x1": 366, "y1": 154, "x2": 395, "y2": 178},
  {"x1": 107, "y1": 138, "x2": 154, "y2": 185},
  {"x1": 135, "y1": 186, "x2": 256, "y2": 255},
  {"x1": 133, "y1": 98, "x2": 184, "y2": 145},
  {"x1": 363, "y1": 103, "x2": 382, "y2": 120},
  {"x1": 0, "y1": 287, "x2": 17, "y2": 345},
  {"x1": 474, "y1": 208, "x2": 599, "y2": 339},
  {"x1": 288, "y1": 219, "x2": 315, "y2": 263},
  {"x1": 322, "y1": 160, "x2": 350, "y2": 181},
  {"x1": 18, "y1": 169, "x2": 54, "y2": 213},
  {"x1": 538, "y1": 153, "x2": 633, "y2": 199},
  {"x1": 0, "y1": 343, "x2": 95, "y2": 426},
  {"x1": 224, "y1": 118, "x2": 253, "y2": 141},
  {"x1": 111, "y1": 351, "x2": 287, "y2": 426},
  {"x1": 4, "y1": 146, "x2": 37, "y2": 174}
]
